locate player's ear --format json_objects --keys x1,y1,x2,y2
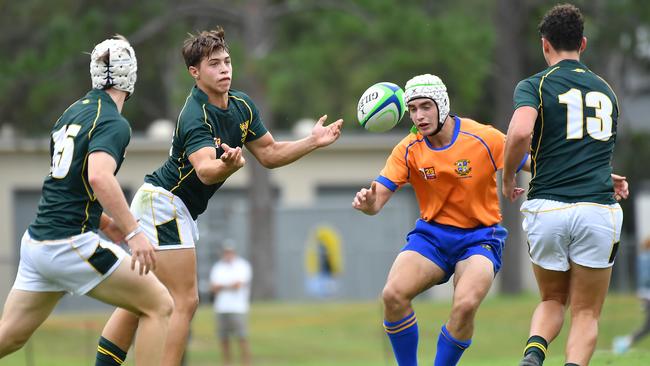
[
  {"x1": 579, "y1": 37, "x2": 587, "y2": 53},
  {"x1": 188, "y1": 66, "x2": 199, "y2": 80}
]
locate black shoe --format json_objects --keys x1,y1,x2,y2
[{"x1": 518, "y1": 353, "x2": 542, "y2": 366}]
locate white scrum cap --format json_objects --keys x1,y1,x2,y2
[
  {"x1": 403, "y1": 74, "x2": 450, "y2": 127},
  {"x1": 90, "y1": 38, "x2": 137, "y2": 95}
]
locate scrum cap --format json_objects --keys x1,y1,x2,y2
[
  {"x1": 404, "y1": 74, "x2": 450, "y2": 129},
  {"x1": 90, "y1": 38, "x2": 137, "y2": 95}
]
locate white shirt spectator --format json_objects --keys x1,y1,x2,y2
[{"x1": 210, "y1": 256, "x2": 252, "y2": 314}]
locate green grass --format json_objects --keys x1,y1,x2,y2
[{"x1": 2, "y1": 293, "x2": 650, "y2": 365}]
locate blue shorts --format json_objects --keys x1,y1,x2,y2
[{"x1": 403, "y1": 219, "x2": 507, "y2": 284}]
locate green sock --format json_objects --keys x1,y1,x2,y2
[
  {"x1": 95, "y1": 336, "x2": 127, "y2": 366},
  {"x1": 523, "y1": 335, "x2": 548, "y2": 363}
]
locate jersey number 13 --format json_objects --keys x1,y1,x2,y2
[{"x1": 558, "y1": 88, "x2": 613, "y2": 141}]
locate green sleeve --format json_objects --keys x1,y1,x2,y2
[
  {"x1": 88, "y1": 119, "x2": 131, "y2": 164},
  {"x1": 513, "y1": 79, "x2": 540, "y2": 110},
  {"x1": 182, "y1": 116, "x2": 217, "y2": 156}
]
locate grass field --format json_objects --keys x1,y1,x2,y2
[{"x1": 2, "y1": 293, "x2": 649, "y2": 365}]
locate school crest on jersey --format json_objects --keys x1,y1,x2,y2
[
  {"x1": 419, "y1": 166, "x2": 437, "y2": 180},
  {"x1": 240, "y1": 120, "x2": 249, "y2": 143},
  {"x1": 454, "y1": 159, "x2": 472, "y2": 177}
]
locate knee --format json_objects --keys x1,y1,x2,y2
[
  {"x1": 174, "y1": 292, "x2": 199, "y2": 317},
  {"x1": 0, "y1": 329, "x2": 29, "y2": 356},
  {"x1": 451, "y1": 296, "x2": 481, "y2": 322},
  {"x1": 151, "y1": 288, "x2": 174, "y2": 320},
  {"x1": 381, "y1": 285, "x2": 410, "y2": 312}
]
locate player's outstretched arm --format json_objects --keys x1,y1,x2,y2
[
  {"x1": 189, "y1": 143, "x2": 245, "y2": 185},
  {"x1": 502, "y1": 106, "x2": 537, "y2": 202},
  {"x1": 245, "y1": 115, "x2": 343, "y2": 169},
  {"x1": 88, "y1": 151, "x2": 156, "y2": 275},
  {"x1": 352, "y1": 181, "x2": 393, "y2": 215}
]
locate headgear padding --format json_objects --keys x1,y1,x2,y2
[
  {"x1": 403, "y1": 74, "x2": 450, "y2": 129},
  {"x1": 90, "y1": 38, "x2": 137, "y2": 95}
]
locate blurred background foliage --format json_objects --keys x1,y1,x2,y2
[
  {"x1": 0, "y1": 0, "x2": 647, "y2": 133},
  {"x1": 1, "y1": 0, "x2": 649, "y2": 233}
]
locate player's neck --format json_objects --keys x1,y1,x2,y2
[
  {"x1": 104, "y1": 88, "x2": 127, "y2": 113},
  {"x1": 208, "y1": 91, "x2": 229, "y2": 109},
  {"x1": 546, "y1": 50, "x2": 581, "y2": 67},
  {"x1": 425, "y1": 116, "x2": 455, "y2": 148}
]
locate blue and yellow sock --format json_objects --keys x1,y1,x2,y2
[
  {"x1": 434, "y1": 324, "x2": 471, "y2": 366},
  {"x1": 384, "y1": 311, "x2": 419, "y2": 366},
  {"x1": 95, "y1": 336, "x2": 127, "y2": 366},
  {"x1": 524, "y1": 335, "x2": 548, "y2": 364}
]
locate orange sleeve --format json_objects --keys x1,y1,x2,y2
[
  {"x1": 378, "y1": 138, "x2": 410, "y2": 191},
  {"x1": 485, "y1": 126, "x2": 506, "y2": 170}
]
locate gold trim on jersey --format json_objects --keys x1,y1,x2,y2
[
  {"x1": 170, "y1": 167, "x2": 196, "y2": 194},
  {"x1": 230, "y1": 95, "x2": 254, "y2": 141},
  {"x1": 80, "y1": 97, "x2": 103, "y2": 232},
  {"x1": 201, "y1": 104, "x2": 213, "y2": 134},
  {"x1": 593, "y1": 72, "x2": 621, "y2": 117},
  {"x1": 176, "y1": 94, "x2": 192, "y2": 137},
  {"x1": 531, "y1": 66, "x2": 561, "y2": 182}
]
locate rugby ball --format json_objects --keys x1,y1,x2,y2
[{"x1": 357, "y1": 82, "x2": 406, "y2": 132}]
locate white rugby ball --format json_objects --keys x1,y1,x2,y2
[{"x1": 357, "y1": 82, "x2": 406, "y2": 132}]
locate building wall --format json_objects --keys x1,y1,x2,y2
[{"x1": 0, "y1": 134, "x2": 535, "y2": 304}]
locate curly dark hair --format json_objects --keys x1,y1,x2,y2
[
  {"x1": 538, "y1": 4, "x2": 584, "y2": 52},
  {"x1": 182, "y1": 26, "x2": 229, "y2": 68}
]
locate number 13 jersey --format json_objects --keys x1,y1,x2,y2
[{"x1": 514, "y1": 59, "x2": 619, "y2": 204}]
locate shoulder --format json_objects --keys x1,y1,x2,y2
[
  {"x1": 229, "y1": 89, "x2": 257, "y2": 108},
  {"x1": 458, "y1": 118, "x2": 504, "y2": 145}
]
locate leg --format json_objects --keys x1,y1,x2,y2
[
  {"x1": 98, "y1": 308, "x2": 140, "y2": 353},
  {"x1": 0, "y1": 290, "x2": 64, "y2": 357},
  {"x1": 382, "y1": 250, "x2": 445, "y2": 321},
  {"x1": 433, "y1": 255, "x2": 494, "y2": 366},
  {"x1": 519, "y1": 263, "x2": 570, "y2": 366},
  {"x1": 564, "y1": 262, "x2": 612, "y2": 365},
  {"x1": 447, "y1": 255, "x2": 495, "y2": 339},
  {"x1": 221, "y1": 338, "x2": 232, "y2": 366},
  {"x1": 88, "y1": 259, "x2": 173, "y2": 366},
  {"x1": 382, "y1": 250, "x2": 445, "y2": 366},
  {"x1": 239, "y1": 338, "x2": 251, "y2": 366},
  {"x1": 529, "y1": 264, "x2": 570, "y2": 342},
  {"x1": 152, "y1": 249, "x2": 200, "y2": 366}
]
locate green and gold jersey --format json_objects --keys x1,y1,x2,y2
[
  {"x1": 29, "y1": 89, "x2": 131, "y2": 240},
  {"x1": 514, "y1": 59, "x2": 619, "y2": 204},
  {"x1": 145, "y1": 86, "x2": 267, "y2": 219}
]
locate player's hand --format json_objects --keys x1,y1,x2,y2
[
  {"x1": 127, "y1": 232, "x2": 156, "y2": 275},
  {"x1": 220, "y1": 143, "x2": 246, "y2": 170},
  {"x1": 501, "y1": 176, "x2": 525, "y2": 202},
  {"x1": 611, "y1": 173, "x2": 629, "y2": 201},
  {"x1": 352, "y1": 181, "x2": 378, "y2": 213},
  {"x1": 311, "y1": 115, "x2": 343, "y2": 148}
]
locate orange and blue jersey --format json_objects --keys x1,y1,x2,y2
[{"x1": 377, "y1": 116, "x2": 506, "y2": 229}]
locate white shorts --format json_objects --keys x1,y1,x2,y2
[
  {"x1": 13, "y1": 231, "x2": 127, "y2": 296},
  {"x1": 130, "y1": 183, "x2": 199, "y2": 250},
  {"x1": 521, "y1": 199, "x2": 623, "y2": 271}
]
